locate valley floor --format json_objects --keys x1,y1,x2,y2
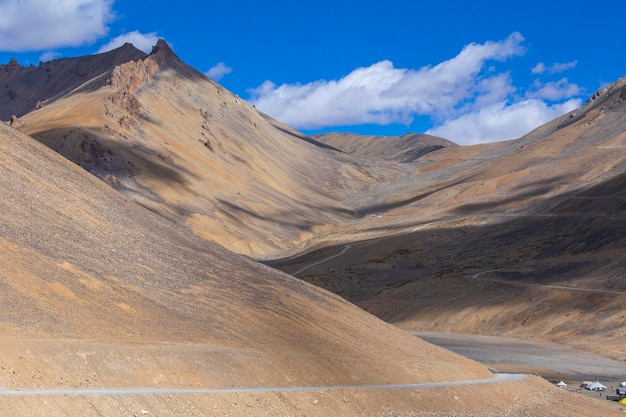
[{"x1": 412, "y1": 331, "x2": 626, "y2": 383}]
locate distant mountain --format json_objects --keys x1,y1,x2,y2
[
  {"x1": 273, "y1": 76, "x2": 626, "y2": 362},
  {"x1": 1, "y1": 40, "x2": 623, "y2": 416},
  {"x1": 312, "y1": 132, "x2": 457, "y2": 162},
  {"x1": 0, "y1": 43, "x2": 147, "y2": 121},
  {"x1": 7, "y1": 40, "x2": 413, "y2": 258}
]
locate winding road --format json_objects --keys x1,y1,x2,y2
[
  {"x1": 292, "y1": 244, "x2": 356, "y2": 276},
  {"x1": 11, "y1": 226, "x2": 621, "y2": 399},
  {"x1": 288, "y1": 233, "x2": 626, "y2": 383},
  {"x1": 0, "y1": 374, "x2": 524, "y2": 396},
  {"x1": 292, "y1": 222, "x2": 433, "y2": 276},
  {"x1": 468, "y1": 271, "x2": 626, "y2": 296}
]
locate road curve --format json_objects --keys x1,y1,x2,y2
[
  {"x1": 0, "y1": 374, "x2": 524, "y2": 396},
  {"x1": 292, "y1": 244, "x2": 354, "y2": 276},
  {"x1": 292, "y1": 222, "x2": 433, "y2": 276},
  {"x1": 468, "y1": 271, "x2": 626, "y2": 296}
]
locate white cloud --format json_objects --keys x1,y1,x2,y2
[
  {"x1": 250, "y1": 33, "x2": 526, "y2": 131},
  {"x1": 426, "y1": 98, "x2": 582, "y2": 145},
  {"x1": 532, "y1": 60, "x2": 578, "y2": 74},
  {"x1": 0, "y1": 0, "x2": 114, "y2": 51},
  {"x1": 205, "y1": 62, "x2": 233, "y2": 81},
  {"x1": 97, "y1": 31, "x2": 160, "y2": 54},
  {"x1": 531, "y1": 62, "x2": 546, "y2": 74},
  {"x1": 527, "y1": 78, "x2": 581, "y2": 101},
  {"x1": 250, "y1": 34, "x2": 523, "y2": 127},
  {"x1": 249, "y1": 32, "x2": 584, "y2": 145}
]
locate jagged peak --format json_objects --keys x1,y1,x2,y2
[
  {"x1": 1, "y1": 57, "x2": 22, "y2": 72},
  {"x1": 149, "y1": 39, "x2": 180, "y2": 66}
]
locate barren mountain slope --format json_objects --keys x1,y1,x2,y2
[
  {"x1": 273, "y1": 76, "x2": 626, "y2": 361},
  {"x1": 14, "y1": 41, "x2": 413, "y2": 258},
  {"x1": 313, "y1": 132, "x2": 456, "y2": 162},
  {"x1": 4, "y1": 116, "x2": 618, "y2": 416},
  {"x1": 0, "y1": 43, "x2": 147, "y2": 120}
]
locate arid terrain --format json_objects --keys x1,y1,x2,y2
[
  {"x1": 1, "y1": 41, "x2": 625, "y2": 415},
  {"x1": 272, "y1": 77, "x2": 626, "y2": 363}
]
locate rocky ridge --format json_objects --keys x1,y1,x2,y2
[
  {"x1": 0, "y1": 43, "x2": 147, "y2": 120},
  {"x1": 15, "y1": 40, "x2": 415, "y2": 257}
]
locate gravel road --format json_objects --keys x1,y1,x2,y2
[{"x1": 0, "y1": 374, "x2": 523, "y2": 396}]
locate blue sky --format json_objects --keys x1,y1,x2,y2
[{"x1": 0, "y1": 0, "x2": 624, "y2": 145}]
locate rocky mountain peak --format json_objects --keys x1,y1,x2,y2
[
  {"x1": 2, "y1": 57, "x2": 22, "y2": 73},
  {"x1": 149, "y1": 39, "x2": 180, "y2": 66}
]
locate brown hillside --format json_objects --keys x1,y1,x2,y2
[
  {"x1": 273, "y1": 76, "x2": 626, "y2": 362},
  {"x1": 0, "y1": 117, "x2": 485, "y2": 415},
  {"x1": 2, "y1": 40, "x2": 625, "y2": 415},
  {"x1": 313, "y1": 132, "x2": 456, "y2": 162},
  {"x1": 14, "y1": 41, "x2": 413, "y2": 258},
  {"x1": 4, "y1": 111, "x2": 617, "y2": 416}
]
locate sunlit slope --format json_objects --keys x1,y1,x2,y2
[
  {"x1": 18, "y1": 41, "x2": 412, "y2": 258},
  {"x1": 0, "y1": 119, "x2": 501, "y2": 387},
  {"x1": 273, "y1": 77, "x2": 626, "y2": 361},
  {"x1": 313, "y1": 132, "x2": 456, "y2": 162},
  {"x1": 2, "y1": 124, "x2": 621, "y2": 417}
]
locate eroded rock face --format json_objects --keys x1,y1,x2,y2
[
  {"x1": 107, "y1": 39, "x2": 182, "y2": 112},
  {"x1": 108, "y1": 59, "x2": 158, "y2": 92}
]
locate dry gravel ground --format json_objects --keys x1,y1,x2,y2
[
  {"x1": 0, "y1": 366, "x2": 624, "y2": 417},
  {"x1": 2, "y1": 43, "x2": 626, "y2": 415},
  {"x1": 6, "y1": 115, "x2": 623, "y2": 415},
  {"x1": 2, "y1": 117, "x2": 623, "y2": 416},
  {"x1": 272, "y1": 77, "x2": 626, "y2": 369}
]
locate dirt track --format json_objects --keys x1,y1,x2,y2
[{"x1": 0, "y1": 373, "x2": 525, "y2": 396}]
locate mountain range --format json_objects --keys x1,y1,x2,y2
[{"x1": 1, "y1": 40, "x2": 624, "y2": 416}]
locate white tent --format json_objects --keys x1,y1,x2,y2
[
  {"x1": 620, "y1": 381, "x2": 626, "y2": 387},
  {"x1": 585, "y1": 381, "x2": 607, "y2": 391},
  {"x1": 556, "y1": 381, "x2": 567, "y2": 388}
]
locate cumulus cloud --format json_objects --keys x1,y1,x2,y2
[
  {"x1": 527, "y1": 78, "x2": 581, "y2": 101},
  {"x1": 0, "y1": 0, "x2": 114, "y2": 51},
  {"x1": 531, "y1": 60, "x2": 578, "y2": 74},
  {"x1": 205, "y1": 62, "x2": 233, "y2": 81},
  {"x1": 97, "y1": 30, "x2": 160, "y2": 54},
  {"x1": 249, "y1": 32, "x2": 583, "y2": 145},
  {"x1": 250, "y1": 32, "x2": 526, "y2": 132},
  {"x1": 426, "y1": 99, "x2": 582, "y2": 145}
]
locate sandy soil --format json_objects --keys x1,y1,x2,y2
[{"x1": 0, "y1": 338, "x2": 624, "y2": 417}]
